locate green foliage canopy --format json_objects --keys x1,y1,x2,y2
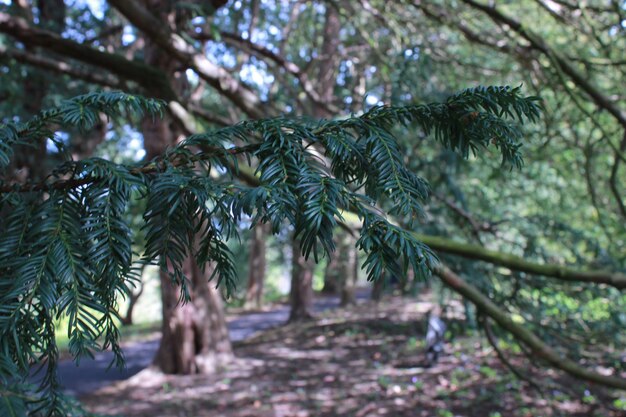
[{"x1": 0, "y1": 87, "x2": 540, "y2": 415}]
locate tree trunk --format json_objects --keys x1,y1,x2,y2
[
  {"x1": 121, "y1": 282, "x2": 144, "y2": 326},
  {"x1": 322, "y1": 254, "x2": 340, "y2": 294},
  {"x1": 287, "y1": 1, "x2": 342, "y2": 321},
  {"x1": 154, "y1": 258, "x2": 232, "y2": 373},
  {"x1": 324, "y1": 229, "x2": 358, "y2": 305},
  {"x1": 371, "y1": 276, "x2": 385, "y2": 302},
  {"x1": 136, "y1": 0, "x2": 233, "y2": 374},
  {"x1": 120, "y1": 265, "x2": 147, "y2": 326},
  {"x1": 140, "y1": 100, "x2": 234, "y2": 374},
  {"x1": 288, "y1": 239, "x2": 315, "y2": 322},
  {"x1": 338, "y1": 232, "x2": 358, "y2": 307},
  {"x1": 400, "y1": 267, "x2": 416, "y2": 296},
  {"x1": 244, "y1": 223, "x2": 267, "y2": 310},
  {"x1": 144, "y1": 116, "x2": 234, "y2": 373}
]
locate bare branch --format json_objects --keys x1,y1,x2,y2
[
  {"x1": 432, "y1": 192, "x2": 496, "y2": 241},
  {"x1": 480, "y1": 314, "x2": 544, "y2": 392},
  {"x1": 435, "y1": 265, "x2": 626, "y2": 390},
  {"x1": 0, "y1": 45, "x2": 122, "y2": 89},
  {"x1": 193, "y1": 30, "x2": 340, "y2": 115},
  {"x1": 415, "y1": 233, "x2": 626, "y2": 290},
  {"x1": 608, "y1": 131, "x2": 626, "y2": 219},
  {"x1": 0, "y1": 12, "x2": 176, "y2": 100},
  {"x1": 108, "y1": 0, "x2": 269, "y2": 119}
]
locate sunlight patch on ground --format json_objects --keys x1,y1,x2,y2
[{"x1": 83, "y1": 294, "x2": 620, "y2": 417}]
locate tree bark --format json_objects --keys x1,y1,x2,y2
[
  {"x1": 244, "y1": 223, "x2": 267, "y2": 310},
  {"x1": 154, "y1": 258, "x2": 232, "y2": 374},
  {"x1": 324, "y1": 229, "x2": 358, "y2": 305},
  {"x1": 136, "y1": 0, "x2": 234, "y2": 372},
  {"x1": 322, "y1": 254, "x2": 340, "y2": 294},
  {"x1": 143, "y1": 113, "x2": 234, "y2": 373},
  {"x1": 339, "y1": 232, "x2": 358, "y2": 307},
  {"x1": 289, "y1": 239, "x2": 315, "y2": 321}
]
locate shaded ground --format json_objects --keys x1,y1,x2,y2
[
  {"x1": 83, "y1": 295, "x2": 625, "y2": 417},
  {"x1": 58, "y1": 290, "x2": 369, "y2": 395}
]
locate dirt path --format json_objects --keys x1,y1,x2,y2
[
  {"x1": 82, "y1": 294, "x2": 623, "y2": 417},
  {"x1": 57, "y1": 291, "x2": 368, "y2": 396}
]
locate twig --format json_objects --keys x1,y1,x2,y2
[{"x1": 479, "y1": 313, "x2": 544, "y2": 393}]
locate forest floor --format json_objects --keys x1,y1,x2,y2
[{"x1": 82, "y1": 293, "x2": 625, "y2": 417}]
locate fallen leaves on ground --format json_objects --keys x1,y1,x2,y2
[{"x1": 82, "y1": 293, "x2": 624, "y2": 417}]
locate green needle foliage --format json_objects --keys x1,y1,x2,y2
[{"x1": 0, "y1": 86, "x2": 540, "y2": 415}]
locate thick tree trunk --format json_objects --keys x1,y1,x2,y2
[
  {"x1": 289, "y1": 239, "x2": 315, "y2": 321},
  {"x1": 154, "y1": 259, "x2": 232, "y2": 374},
  {"x1": 137, "y1": 0, "x2": 233, "y2": 374},
  {"x1": 144, "y1": 116, "x2": 234, "y2": 373},
  {"x1": 244, "y1": 223, "x2": 267, "y2": 310}
]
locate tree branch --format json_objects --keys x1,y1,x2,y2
[
  {"x1": 0, "y1": 45, "x2": 122, "y2": 89},
  {"x1": 107, "y1": 0, "x2": 269, "y2": 119},
  {"x1": 0, "y1": 12, "x2": 176, "y2": 100},
  {"x1": 0, "y1": 143, "x2": 261, "y2": 194},
  {"x1": 480, "y1": 314, "x2": 544, "y2": 392},
  {"x1": 435, "y1": 265, "x2": 626, "y2": 390},
  {"x1": 608, "y1": 131, "x2": 626, "y2": 219},
  {"x1": 195, "y1": 30, "x2": 340, "y2": 115},
  {"x1": 414, "y1": 233, "x2": 626, "y2": 290},
  {"x1": 414, "y1": 2, "x2": 520, "y2": 56},
  {"x1": 432, "y1": 192, "x2": 496, "y2": 240},
  {"x1": 459, "y1": 0, "x2": 626, "y2": 128}
]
